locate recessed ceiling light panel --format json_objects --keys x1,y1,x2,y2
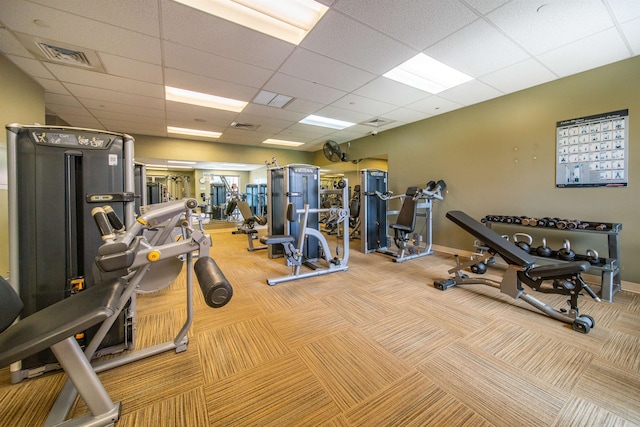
[
  {"x1": 165, "y1": 86, "x2": 247, "y2": 112},
  {"x1": 383, "y1": 53, "x2": 473, "y2": 94},
  {"x1": 262, "y1": 138, "x2": 305, "y2": 147},
  {"x1": 299, "y1": 114, "x2": 355, "y2": 130},
  {"x1": 167, "y1": 126, "x2": 222, "y2": 138},
  {"x1": 172, "y1": 0, "x2": 328, "y2": 45}
]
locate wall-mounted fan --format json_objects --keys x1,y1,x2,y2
[{"x1": 323, "y1": 140, "x2": 346, "y2": 162}]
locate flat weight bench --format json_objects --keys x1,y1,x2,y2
[
  {"x1": 0, "y1": 276, "x2": 124, "y2": 426},
  {"x1": 435, "y1": 210, "x2": 600, "y2": 333}
]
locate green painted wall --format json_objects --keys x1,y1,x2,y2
[
  {"x1": 0, "y1": 55, "x2": 45, "y2": 279},
  {"x1": 343, "y1": 56, "x2": 640, "y2": 283}
]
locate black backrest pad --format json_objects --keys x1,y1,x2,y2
[
  {"x1": 0, "y1": 277, "x2": 23, "y2": 333},
  {"x1": 0, "y1": 278, "x2": 124, "y2": 368},
  {"x1": 395, "y1": 187, "x2": 419, "y2": 229},
  {"x1": 446, "y1": 210, "x2": 536, "y2": 267}
]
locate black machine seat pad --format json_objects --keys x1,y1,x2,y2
[
  {"x1": 0, "y1": 278, "x2": 124, "y2": 368},
  {"x1": 260, "y1": 235, "x2": 296, "y2": 245},
  {"x1": 527, "y1": 261, "x2": 590, "y2": 280},
  {"x1": 447, "y1": 210, "x2": 536, "y2": 267}
]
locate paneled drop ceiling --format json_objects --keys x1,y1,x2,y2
[{"x1": 0, "y1": 0, "x2": 638, "y2": 154}]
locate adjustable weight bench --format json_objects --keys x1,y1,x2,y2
[
  {"x1": 435, "y1": 210, "x2": 600, "y2": 333},
  {"x1": 0, "y1": 276, "x2": 124, "y2": 426},
  {"x1": 232, "y1": 200, "x2": 267, "y2": 251}
]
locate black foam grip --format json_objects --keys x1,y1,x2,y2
[
  {"x1": 103, "y1": 205, "x2": 125, "y2": 232},
  {"x1": 194, "y1": 257, "x2": 233, "y2": 308},
  {"x1": 91, "y1": 207, "x2": 115, "y2": 241}
]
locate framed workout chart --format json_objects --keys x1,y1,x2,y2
[{"x1": 556, "y1": 109, "x2": 628, "y2": 188}]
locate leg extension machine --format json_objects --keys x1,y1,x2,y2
[{"x1": 434, "y1": 210, "x2": 600, "y2": 333}]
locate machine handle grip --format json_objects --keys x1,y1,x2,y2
[
  {"x1": 194, "y1": 257, "x2": 233, "y2": 308},
  {"x1": 91, "y1": 207, "x2": 115, "y2": 241},
  {"x1": 103, "y1": 205, "x2": 125, "y2": 232}
]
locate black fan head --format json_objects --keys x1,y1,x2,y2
[{"x1": 323, "y1": 140, "x2": 343, "y2": 162}]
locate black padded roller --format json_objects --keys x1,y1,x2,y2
[
  {"x1": 194, "y1": 257, "x2": 233, "y2": 308},
  {"x1": 91, "y1": 207, "x2": 115, "y2": 241},
  {"x1": 103, "y1": 205, "x2": 125, "y2": 232}
]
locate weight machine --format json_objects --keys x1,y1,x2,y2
[
  {"x1": 260, "y1": 181, "x2": 350, "y2": 285},
  {"x1": 0, "y1": 198, "x2": 233, "y2": 426},
  {"x1": 375, "y1": 180, "x2": 446, "y2": 263}
]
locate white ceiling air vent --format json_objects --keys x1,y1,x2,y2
[
  {"x1": 230, "y1": 121, "x2": 260, "y2": 131},
  {"x1": 15, "y1": 33, "x2": 106, "y2": 73},
  {"x1": 36, "y1": 42, "x2": 93, "y2": 68},
  {"x1": 361, "y1": 118, "x2": 394, "y2": 127}
]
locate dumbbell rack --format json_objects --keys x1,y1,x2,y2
[{"x1": 481, "y1": 215, "x2": 622, "y2": 302}]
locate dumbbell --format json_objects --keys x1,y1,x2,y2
[
  {"x1": 513, "y1": 233, "x2": 533, "y2": 253},
  {"x1": 558, "y1": 239, "x2": 576, "y2": 261}
]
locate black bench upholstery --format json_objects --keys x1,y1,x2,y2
[
  {"x1": 446, "y1": 210, "x2": 536, "y2": 267},
  {"x1": 0, "y1": 277, "x2": 124, "y2": 368}
]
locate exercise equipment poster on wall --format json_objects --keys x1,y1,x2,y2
[{"x1": 556, "y1": 109, "x2": 628, "y2": 188}]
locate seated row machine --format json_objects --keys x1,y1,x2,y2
[
  {"x1": 0, "y1": 198, "x2": 233, "y2": 426},
  {"x1": 435, "y1": 210, "x2": 599, "y2": 333},
  {"x1": 260, "y1": 184, "x2": 350, "y2": 286},
  {"x1": 378, "y1": 180, "x2": 446, "y2": 263}
]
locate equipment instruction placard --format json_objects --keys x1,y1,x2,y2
[{"x1": 556, "y1": 109, "x2": 628, "y2": 188}]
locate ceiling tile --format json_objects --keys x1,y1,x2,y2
[
  {"x1": 34, "y1": 77, "x2": 69, "y2": 94},
  {"x1": 44, "y1": 92, "x2": 82, "y2": 107},
  {"x1": 284, "y1": 98, "x2": 324, "y2": 115},
  {"x1": 425, "y1": 19, "x2": 530, "y2": 77},
  {"x1": 313, "y1": 105, "x2": 372, "y2": 124},
  {"x1": 300, "y1": 9, "x2": 417, "y2": 74},
  {"x1": 353, "y1": 77, "x2": 430, "y2": 106},
  {"x1": 163, "y1": 42, "x2": 274, "y2": 89},
  {"x1": 65, "y1": 84, "x2": 165, "y2": 109},
  {"x1": 279, "y1": 48, "x2": 376, "y2": 92},
  {"x1": 44, "y1": 63, "x2": 163, "y2": 97},
  {"x1": 607, "y1": 1, "x2": 640, "y2": 24},
  {"x1": 160, "y1": 0, "x2": 294, "y2": 70},
  {"x1": 264, "y1": 73, "x2": 347, "y2": 105},
  {"x1": 31, "y1": 0, "x2": 161, "y2": 36},
  {"x1": 536, "y1": 28, "x2": 631, "y2": 77},
  {"x1": 479, "y1": 58, "x2": 557, "y2": 93},
  {"x1": 438, "y1": 79, "x2": 504, "y2": 106},
  {"x1": 241, "y1": 104, "x2": 306, "y2": 122},
  {"x1": 487, "y1": 0, "x2": 615, "y2": 55},
  {"x1": 100, "y1": 53, "x2": 163, "y2": 84},
  {"x1": 330, "y1": 94, "x2": 397, "y2": 117},
  {"x1": 463, "y1": 0, "x2": 510, "y2": 14},
  {"x1": 406, "y1": 96, "x2": 464, "y2": 115},
  {"x1": 383, "y1": 107, "x2": 433, "y2": 123},
  {"x1": 335, "y1": 0, "x2": 479, "y2": 50},
  {"x1": 5, "y1": 55, "x2": 55, "y2": 79},
  {"x1": 621, "y1": 17, "x2": 640, "y2": 55},
  {"x1": 80, "y1": 99, "x2": 165, "y2": 119},
  {"x1": 163, "y1": 68, "x2": 258, "y2": 101},
  {"x1": 0, "y1": 28, "x2": 32, "y2": 56}
]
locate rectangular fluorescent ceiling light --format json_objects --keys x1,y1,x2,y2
[
  {"x1": 146, "y1": 164, "x2": 194, "y2": 169},
  {"x1": 167, "y1": 126, "x2": 222, "y2": 138},
  {"x1": 299, "y1": 115, "x2": 355, "y2": 130},
  {"x1": 383, "y1": 53, "x2": 473, "y2": 94},
  {"x1": 172, "y1": 0, "x2": 328, "y2": 45},
  {"x1": 165, "y1": 86, "x2": 247, "y2": 112},
  {"x1": 262, "y1": 139, "x2": 305, "y2": 147}
]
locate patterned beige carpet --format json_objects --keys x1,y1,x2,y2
[{"x1": 1, "y1": 226, "x2": 639, "y2": 426}]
